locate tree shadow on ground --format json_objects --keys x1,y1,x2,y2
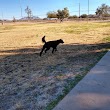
[
  {"x1": 0, "y1": 42, "x2": 109, "y2": 74},
  {"x1": 0, "y1": 42, "x2": 110, "y2": 110}
]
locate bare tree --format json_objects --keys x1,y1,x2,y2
[
  {"x1": 13, "y1": 16, "x2": 16, "y2": 22},
  {"x1": 25, "y1": 6, "x2": 32, "y2": 20}
]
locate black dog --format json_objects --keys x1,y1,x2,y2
[{"x1": 40, "y1": 36, "x2": 64, "y2": 56}]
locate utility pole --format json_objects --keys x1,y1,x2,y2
[
  {"x1": 20, "y1": 0, "x2": 22, "y2": 18},
  {"x1": 1, "y1": 11, "x2": 4, "y2": 25},
  {"x1": 87, "y1": 0, "x2": 89, "y2": 22},
  {"x1": 79, "y1": 3, "x2": 81, "y2": 20},
  {"x1": 88, "y1": 0, "x2": 89, "y2": 15}
]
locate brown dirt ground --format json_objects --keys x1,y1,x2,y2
[{"x1": 0, "y1": 21, "x2": 110, "y2": 110}]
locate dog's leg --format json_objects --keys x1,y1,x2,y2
[
  {"x1": 55, "y1": 48, "x2": 57, "y2": 51},
  {"x1": 45, "y1": 47, "x2": 50, "y2": 53},
  {"x1": 40, "y1": 47, "x2": 45, "y2": 56},
  {"x1": 52, "y1": 48, "x2": 55, "y2": 53},
  {"x1": 52, "y1": 47, "x2": 57, "y2": 53}
]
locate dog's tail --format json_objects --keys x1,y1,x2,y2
[{"x1": 42, "y1": 36, "x2": 46, "y2": 43}]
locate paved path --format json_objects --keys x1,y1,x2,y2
[{"x1": 53, "y1": 51, "x2": 110, "y2": 110}]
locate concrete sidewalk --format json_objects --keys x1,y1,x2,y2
[{"x1": 53, "y1": 51, "x2": 110, "y2": 110}]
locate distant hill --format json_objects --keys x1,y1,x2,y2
[{"x1": 19, "y1": 16, "x2": 41, "y2": 20}]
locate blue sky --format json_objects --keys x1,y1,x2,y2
[{"x1": 0, "y1": 0, "x2": 110, "y2": 20}]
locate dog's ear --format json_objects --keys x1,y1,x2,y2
[{"x1": 60, "y1": 39, "x2": 63, "y2": 41}]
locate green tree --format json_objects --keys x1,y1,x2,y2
[
  {"x1": 95, "y1": 4, "x2": 110, "y2": 17},
  {"x1": 68, "y1": 15, "x2": 78, "y2": 19},
  {"x1": 46, "y1": 7, "x2": 69, "y2": 22},
  {"x1": 72, "y1": 15, "x2": 78, "y2": 18},
  {"x1": 57, "y1": 7, "x2": 69, "y2": 22},
  {"x1": 80, "y1": 14, "x2": 88, "y2": 18},
  {"x1": 47, "y1": 11, "x2": 57, "y2": 18}
]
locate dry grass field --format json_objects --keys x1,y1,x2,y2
[{"x1": 0, "y1": 21, "x2": 110, "y2": 110}]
